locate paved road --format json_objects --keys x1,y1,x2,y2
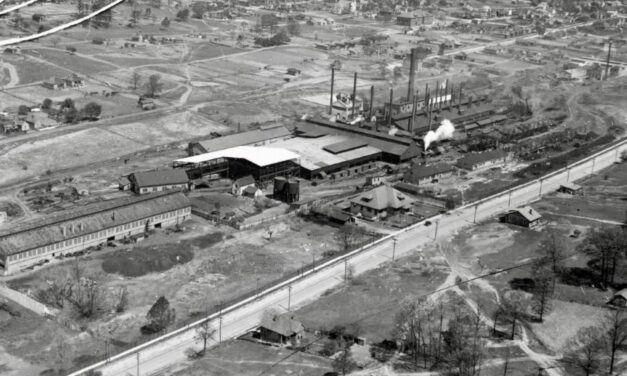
[{"x1": 70, "y1": 139, "x2": 627, "y2": 376}]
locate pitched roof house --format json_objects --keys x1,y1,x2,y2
[
  {"x1": 128, "y1": 170, "x2": 189, "y2": 195},
  {"x1": 500, "y1": 206, "x2": 543, "y2": 229},
  {"x1": 259, "y1": 313, "x2": 305, "y2": 345},
  {"x1": 350, "y1": 185, "x2": 415, "y2": 220}
]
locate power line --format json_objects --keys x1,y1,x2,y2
[{"x1": 257, "y1": 249, "x2": 569, "y2": 375}]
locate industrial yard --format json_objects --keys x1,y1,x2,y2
[{"x1": 0, "y1": 0, "x2": 626, "y2": 375}]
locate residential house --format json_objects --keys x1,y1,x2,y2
[
  {"x1": 557, "y1": 183, "x2": 583, "y2": 195},
  {"x1": 456, "y1": 150, "x2": 512, "y2": 171},
  {"x1": 404, "y1": 163, "x2": 454, "y2": 185},
  {"x1": 500, "y1": 206, "x2": 543, "y2": 229},
  {"x1": 242, "y1": 185, "x2": 263, "y2": 198},
  {"x1": 349, "y1": 185, "x2": 416, "y2": 221},
  {"x1": 232, "y1": 175, "x2": 256, "y2": 196},
  {"x1": 25, "y1": 112, "x2": 57, "y2": 129},
  {"x1": 607, "y1": 288, "x2": 627, "y2": 308},
  {"x1": 259, "y1": 313, "x2": 304, "y2": 345},
  {"x1": 128, "y1": 169, "x2": 190, "y2": 195}
]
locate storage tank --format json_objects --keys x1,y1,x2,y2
[{"x1": 273, "y1": 177, "x2": 286, "y2": 196}]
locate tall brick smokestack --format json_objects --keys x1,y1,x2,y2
[
  {"x1": 351, "y1": 72, "x2": 357, "y2": 119},
  {"x1": 329, "y1": 67, "x2": 335, "y2": 115},
  {"x1": 387, "y1": 88, "x2": 393, "y2": 127},
  {"x1": 407, "y1": 48, "x2": 416, "y2": 103},
  {"x1": 369, "y1": 85, "x2": 374, "y2": 121}
]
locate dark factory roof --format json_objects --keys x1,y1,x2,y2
[
  {"x1": 130, "y1": 169, "x2": 189, "y2": 188},
  {"x1": 0, "y1": 191, "x2": 191, "y2": 257},
  {"x1": 323, "y1": 140, "x2": 368, "y2": 154},
  {"x1": 405, "y1": 163, "x2": 454, "y2": 182},
  {"x1": 456, "y1": 150, "x2": 509, "y2": 169}
]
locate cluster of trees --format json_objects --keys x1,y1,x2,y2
[
  {"x1": 36, "y1": 260, "x2": 127, "y2": 318},
  {"x1": 254, "y1": 30, "x2": 290, "y2": 47},
  {"x1": 77, "y1": 0, "x2": 113, "y2": 28},
  {"x1": 130, "y1": 71, "x2": 164, "y2": 98},
  {"x1": 55, "y1": 98, "x2": 102, "y2": 123},
  {"x1": 394, "y1": 295, "x2": 486, "y2": 375},
  {"x1": 563, "y1": 310, "x2": 626, "y2": 376},
  {"x1": 141, "y1": 296, "x2": 176, "y2": 334}
]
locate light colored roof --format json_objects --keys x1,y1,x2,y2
[
  {"x1": 234, "y1": 175, "x2": 255, "y2": 186},
  {"x1": 198, "y1": 126, "x2": 291, "y2": 152},
  {"x1": 174, "y1": 146, "x2": 300, "y2": 167},
  {"x1": 270, "y1": 135, "x2": 381, "y2": 172},
  {"x1": 0, "y1": 192, "x2": 190, "y2": 257},
  {"x1": 351, "y1": 185, "x2": 415, "y2": 211},
  {"x1": 260, "y1": 313, "x2": 304, "y2": 337},
  {"x1": 510, "y1": 206, "x2": 542, "y2": 222},
  {"x1": 131, "y1": 169, "x2": 189, "y2": 188}
]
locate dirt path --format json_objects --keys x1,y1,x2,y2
[
  {"x1": 434, "y1": 242, "x2": 563, "y2": 376},
  {"x1": 544, "y1": 212, "x2": 624, "y2": 225},
  {"x1": 0, "y1": 62, "x2": 19, "y2": 87}
]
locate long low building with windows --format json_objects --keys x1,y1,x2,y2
[{"x1": 0, "y1": 191, "x2": 191, "y2": 275}]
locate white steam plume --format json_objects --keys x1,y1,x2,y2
[{"x1": 423, "y1": 119, "x2": 455, "y2": 150}]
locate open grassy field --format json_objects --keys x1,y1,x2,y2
[
  {"x1": 296, "y1": 245, "x2": 449, "y2": 343},
  {"x1": 2, "y1": 55, "x2": 70, "y2": 85},
  {"x1": 174, "y1": 339, "x2": 331, "y2": 376},
  {"x1": 25, "y1": 48, "x2": 118, "y2": 75},
  {"x1": 3, "y1": 215, "x2": 357, "y2": 370}
]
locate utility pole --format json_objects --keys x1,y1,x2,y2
[
  {"x1": 136, "y1": 353, "x2": 140, "y2": 376},
  {"x1": 604, "y1": 39, "x2": 612, "y2": 80},
  {"x1": 344, "y1": 259, "x2": 348, "y2": 281},
  {"x1": 507, "y1": 190, "x2": 512, "y2": 207},
  {"x1": 287, "y1": 285, "x2": 292, "y2": 311},
  {"x1": 539, "y1": 179, "x2": 543, "y2": 197},
  {"x1": 434, "y1": 220, "x2": 439, "y2": 239},
  {"x1": 219, "y1": 306, "x2": 223, "y2": 342},
  {"x1": 329, "y1": 67, "x2": 335, "y2": 115},
  {"x1": 392, "y1": 237, "x2": 397, "y2": 261},
  {"x1": 591, "y1": 157, "x2": 596, "y2": 174},
  {"x1": 473, "y1": 204, "x2": 478, "y2": 223}
]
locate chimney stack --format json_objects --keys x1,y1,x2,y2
[
  {"x1": 329, "y1": 67, "x2": 335, "y2": 115},
  {"x1": 351, "y1": 72, "x2": 358, "y2": 119},
  {"x1": 409, "y1": 95, "x2": 418, "y2": 134},
  {"x1": 387, "y1": 88, "x2": 393, "y2": 127},
  {"x1": 407, "y1": 48, "x2": 417, "y2": 103},
  {"x1": 369, "y1": 85, "x2": 374, "y2": 122}
]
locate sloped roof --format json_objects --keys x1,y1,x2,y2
[
  {"x1": 234, "y1": 175, "x2": 255, "y2": 186},
  {"x1": 457, "y1": 150, "x2": 509, "y2": 168},
  {"x1": 406, "y1": 163, "x2": 454, "y2": 181},
  {"x1": 509, "y1": 206, "x2": 542, "y2": 222},
  {"x1": 131, "y1": 169, "x2": 189, "y2": 188},
  {"x1": 260, "y1": 313, "x2": 304, "y2": 337},
  {"x1": 243, "y1": 185, "x2": 259, "y2": 195},
  {"x1": 0, "y1": 192, "x2": 191, "y2": 257},
  {"x1": 198, "y1": 126, "x2": 291, "y2": 152},
  {"x1": 351, "y1": 185, "x2": 415, "y2": 211},
  {"x1": 174, "y1": 146, "x2": 300, "y2": 167}
]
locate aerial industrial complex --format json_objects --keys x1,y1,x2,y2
[{"x1": 0, "y1": 0, "x2": 626, "y2": 375}]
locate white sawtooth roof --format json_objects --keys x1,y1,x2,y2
[{"x1": 174, "y1": 146, "x2": 300, "y2": 167}]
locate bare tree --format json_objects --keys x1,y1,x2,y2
[
  {"x1": 53, "y1": 335, "x2": 73, "y2": 373},
  {"x1": 537, "y1": 230, "x2": 565, "y2": 290},
  {"x1": 531, "y1": 264, "x2": 553, "y2": 322},
  {"x1": 607, "y1": 309, "x2": 627, "y2": 375},
  {"x1": 336, "y1": 224, "x2": 358, "y2": 252},
  {"x1": 131, "y1": 70, "x2": 141, "y2": 90},
  {"x1": 332, "y1": 344, "x2": 358, "y2": 376},
  {"x1": 114, "y1": 286, "x2": 128, "y2": 313},
  {"x1": 501, "y1": 291, "x2": 525, "y2": 340},
  {"x1": 563, "y1": 326, "x2": 606, "y2": 376},
  {"x1": 580, "y1": 227, "x2": 627, "y2": 288},
  {"x1": 145, "y1": 74, "x2": 163, "y2": 98},
  {"x1": 195, "y1": 319, "x2": 216, "y2": 354}
]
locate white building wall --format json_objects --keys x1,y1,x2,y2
[{"x1": 4, "y1": 207, "x2": 191, "y2": 274}]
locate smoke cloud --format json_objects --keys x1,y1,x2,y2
[{"x1": 423, "y1": 119, "x2": 455, "y2": 150}]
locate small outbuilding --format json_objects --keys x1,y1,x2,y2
[
  {"x1": 557, "y1": 183, "x2": 583, "y2": 196},
  {"x1": 607, "y1": 288, "x2": 627, "y2": 308},
  {"x1": 500, "y1": 206, "x2": 543, "y2": 229},
  {"x1": 259, "y1": 313, "x2": 304, "y2": 345},
  {"x1": 232, "y1": 175, "x2": 256, "y2": 196},
  {"x1": 242, "y1": 185, "x2": 263, "y2": 198}
]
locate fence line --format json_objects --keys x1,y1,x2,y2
[
  {"x1": 0, "y1": 283, "x2": 56, "y2": 317},
  {"x1": 68, "y1": 137, "x2": 627, "y2": 376}
]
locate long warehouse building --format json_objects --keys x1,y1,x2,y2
[{"x1": 0, "y1": 191, "x2": 191, "y2": 275}]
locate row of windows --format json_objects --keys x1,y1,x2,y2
[
  {"x1": 140, "y1": 184, "x2": 186, "y2": 193},
  {"x1": 7, "y1": 208, "x2": 190, "y2": 263}
]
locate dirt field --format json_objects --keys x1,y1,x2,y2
[
  {"x1": 173, "y1": 339, "x2": 331, "y2": 376},
  {"x1": 296, "y1": 244, "x2": 449, "y2": 342},
  {"x1": 3, "y1": 215, "x2": 358, "y2": 370}
]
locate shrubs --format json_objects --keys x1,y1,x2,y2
[{"x1": 254, "y1": 30, "x2": 290, "y2": 47}]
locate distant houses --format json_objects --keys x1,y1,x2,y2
[
  {"x1": 456, "y1": 150, "x2": 513, "y2": 171},
  {"x1": 42, "y1": 75, "x2": 86, "y2": 90},
  {"x1": 404, "y1": 163, "x2": 454, "y2": 185}
]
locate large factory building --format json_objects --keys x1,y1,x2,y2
[
  {"x1": 0, "y1": 191, "x2": 191, "y2": 275},
  {"x1": 173, "y1": 146, "x2": 301, "y2": 183}
]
